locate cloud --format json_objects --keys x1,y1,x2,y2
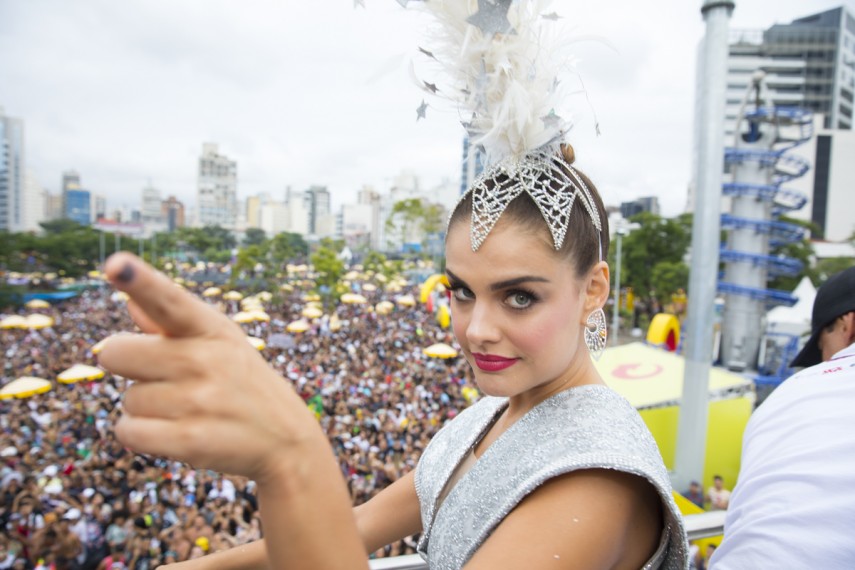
[{"x1": 0, "y1": 0, "x2": 844, "y2": 218}]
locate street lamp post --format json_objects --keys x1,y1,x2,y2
[{"x1": 612, "y1": 225, "x2": 627, "y2": 346}]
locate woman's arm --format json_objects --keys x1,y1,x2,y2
[
  {"x1": 463, "y1": 469, "x2": 663, "y2": 570},
  {"x1": 353, "y1": 470, "x2": 422, "y2": 555},
  {"x1": 158, "y1": 470, "x2": 423, "y2": 570}
]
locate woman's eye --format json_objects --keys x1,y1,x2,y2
[
  {"x1": 451, "y1": 287, "x2": 474, "y2": 301},
  {"x1": 506, "y1": 291, "x2": 533, "y2": 309}
]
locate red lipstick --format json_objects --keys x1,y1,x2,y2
[{"x1": 471, "y1": 353, "x2": 518, "y2": 372}]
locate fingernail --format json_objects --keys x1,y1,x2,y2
[{"x1": 116, "y1": 263, "x2": 135, "y2": 284}]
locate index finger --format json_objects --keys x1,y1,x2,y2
[{"x1": 104, "y1": 252, "x2": 228, "y2": 338}]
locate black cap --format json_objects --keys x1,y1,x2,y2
[{"x1": 790, "y1": 266, "x2": 855, "y2": 368}]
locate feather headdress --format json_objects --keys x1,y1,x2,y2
[
  {"x1": 415, "y1": 0, "x2": 576, "y2": 164},
  {"x1": 407, "y1": 0, "x2": 603, "y2": 252}
]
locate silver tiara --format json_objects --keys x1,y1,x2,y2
[{"x1": 460, "y1": 149, "x2": 603, "y2": 252}]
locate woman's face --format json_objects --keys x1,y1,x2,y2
[{"x1": 445, "y1": 217, "x2": 604, "y2": 400}]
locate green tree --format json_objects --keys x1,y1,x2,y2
[
  {"x1": 650, "y1": 261, "x2": 690, "y2": 305},
  {"x1": 174, "y1": 225, "x2": 236, "y2": 259},
  {"x1": 243, "y1": 228, "x2": 267, "y2": 247},
  {"x1": 620, "y1": 213, "x2": 691, "y2": 297},
  {"x1": 362, "y1": 250, "x2": 387, "y2": 274},
  {"x1": 310, "y1": 240, "x2": 345, "y2": 301},
  {"x1": 267, "y1": 232, "x2": 308, "y2": 266},
  {"x1": 767, "y1": 216, "x2": 820, "y2": 292},
  {"x1": 385, "y1": 198, "x2": 444, "y2": 252},
  {"x1": 812, "y1": 257, "x2": 854, "y2": 284}
]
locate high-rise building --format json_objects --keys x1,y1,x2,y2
[
  {"x1": 45, "y1": 192, "x2": 63, "y2": 221},
  {"x1": 161, "y1": 196, "x2": 185, "y2": 232},
  {"x1": 21, "y1": 171, "x2": 45, "y2": 232},
  {"x1": 66, "y1": 189, "x2": 91, "y2": 225},
  {"x1": 61, "y1": 170, "x2": 81, "y2": 219},
  {"x1": 141, "y1": 184, "x2": 163, "y2": 224},
  {"x1": 0, "y1": 107, "x2": 25, "y2": 232},
  {"x1": 303, "y1": 185, "x2": 331, "y2": 237},
  {"x1": 726, "y1": 7, "x2": 854, "y2": 133},
  {"x1": 619, "y1": 196, "x2": 661, "y2": 219},
  {"x1": 196, "y1": 143, "x2": 237, "y2": 227},
  {"x1": 91, "y1": 194, "x2": 107, "y2": 223}
]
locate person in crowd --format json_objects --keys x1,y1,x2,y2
[
  {"x1": 705, "y1": 475, "x2": 730, "y2": 511},
  {"x1": 711, "y1": 266, "x2": 855, "y2": 568},
  {"x1": 684, "y1": 480, "x2": 704, "y2": 509}
]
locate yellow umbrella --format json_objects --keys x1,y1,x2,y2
[
  {"x1": 341, "y1": 293, "x2": 368, "y2": 305},
  {"x1": 302, "y1": 306, "x2": 324, "y2": 319},
  {"x1": 362, "y1": 283, "x2": 377, "y2": 292},
  {"x1": 302, "y1": 293, "x2": 321, "y2": 302},
  {"x1": 247, "y1": 310, "x2": 270, "y2": 322},
  {"x1": 241, "y1": 299, "x2": 264, "y2": 311},
  {"x1": 329, "y1": 314, "x2": 343, "y2": 332},
  {"x1": 87, "y1": 270, "x2": 102, "y2": 279},
  {"x1": 0, "y1": 377, "x2": 52, "y2": 400},
  {"x1": 280, "y1": 284, "x2": 295, "y2": 293},
  {"x1": 0, "y1": 315, "x2": 27, "y2": 329},
  {"x1": 223, "y1": 291, "x2": 244, "y2": 301},
  {"x1": 246, "y1": 336, "x2": 266, "y2": 350},
  {"x1": 202, "y1": 287, "x2": 222, "y2": 298},
  {"x1": 375, "y1": 301, "x2": 395, "y2": 315},
  {"x1": 256, "y1": 291, "x2": 273, "y2": 302},
  {"x1": 286, "y1": 320, "x2": 310, "y2": 333},
  {"x1": 25, "y1": 299, "x2": 50, "y2": 309},
  {"x1": 344, "y1": 271, "x2": 360, "y2": 280},
  {"x1": 232, "y1": 311, "x2": 255, "y2": 324},
  {"x1": 57, "y1": 364, "x2": 105, "y2": 384},
  {"x1": 113, "y1": 291, "x2": 130, "y2": 302},
  {"x1": 396, "y1": 294, "x2": 417, "y2": 307},
  {"x1": 385, "y1": 283, "x2": 402, "y2": 293},
  {"x1": 25, "y1": 314, "x2": 54, "y2": 329},
  {"x1": 423, "y1": 343, "x2": 459, "y2": 359},
  {"x1": 376, "y1": 274, "x2": 388, "y2": 283}
]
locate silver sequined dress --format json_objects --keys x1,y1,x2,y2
[{"x1": 414, "y1": 384, "x2": 689, "y2": 569}]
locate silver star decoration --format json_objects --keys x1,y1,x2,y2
[
  {"x1": 423, "y1": 81, "x2": 438, "y2": 94},
  {"x1": 416, "y1": 100, "x2": 428, "y2": 121},
  {"x1": 418, "y1": 46, "x2": 437, "y2": 60},
  {"x1": 542, "y1": 12, "x2": 561, "y2": 21},
  {"x1": 466, "y1": 0, "x2": 515, "y2": 37},
  {"x1": 540, "y1": 109, "x2": 562, "y2": 130}
]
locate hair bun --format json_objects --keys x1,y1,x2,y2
[{"x1": 560, "y1": 144, "x2": 576, "y2": 165}]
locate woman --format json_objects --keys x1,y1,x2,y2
[
  {"x1": 99, "y1": 3, "x2": 687, "y2": 567},
  {"x1": 99, "y1": 145, "x2": 686, "y2": 569}
]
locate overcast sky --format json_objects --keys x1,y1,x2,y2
[{"x1": 0, "y1": 0, "x2": 845, "y2": 217}]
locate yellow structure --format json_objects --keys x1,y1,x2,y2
[
  {"x1": 646, "y1": 313, "x2": 681, "y2": 351},
  {"x1": 595, "y1": 342, "x2": 753, "y2": 491}
]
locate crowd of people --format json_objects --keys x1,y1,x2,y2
[{"x1": 1, "y1": 271, "x2": 474, "y2": 568}]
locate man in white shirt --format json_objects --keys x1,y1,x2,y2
[{"x1": 711, "y1": 266, "x2": 855, "y2": 569}]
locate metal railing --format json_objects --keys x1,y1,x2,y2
[{"x1": 367, "y1": 511, "x2": 727, "y2": 569}]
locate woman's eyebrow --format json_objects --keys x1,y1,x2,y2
[{"x1": 446, "y1": 268, "x2": 549, "y2": 291}]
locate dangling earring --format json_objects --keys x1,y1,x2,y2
[{"x1": 585, "y1": 308, "x2": 608, "y2": 361}]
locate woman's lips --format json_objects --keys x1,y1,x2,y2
[{"x1": 471, "y1": 353, "x2": 519, "y2": 372}]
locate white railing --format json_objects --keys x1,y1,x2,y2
[{"x1": 368, "y1": 511, "x2": 727, "y2": 569}]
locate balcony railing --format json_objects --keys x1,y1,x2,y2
[{"x1": 367, "y1": 511, "x2": 727, "y2": 569}]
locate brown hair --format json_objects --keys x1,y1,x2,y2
[{"x1": 448, "y1": 145, "x2": 610, "y2": 278}]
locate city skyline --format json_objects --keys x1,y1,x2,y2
[{"x1": 0, "y1": 0, "x2": 845, "y2": 218}]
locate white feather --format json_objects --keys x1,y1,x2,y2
[{"x1": 413, "y1": 0, "x2": 578, "y2": 165}]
